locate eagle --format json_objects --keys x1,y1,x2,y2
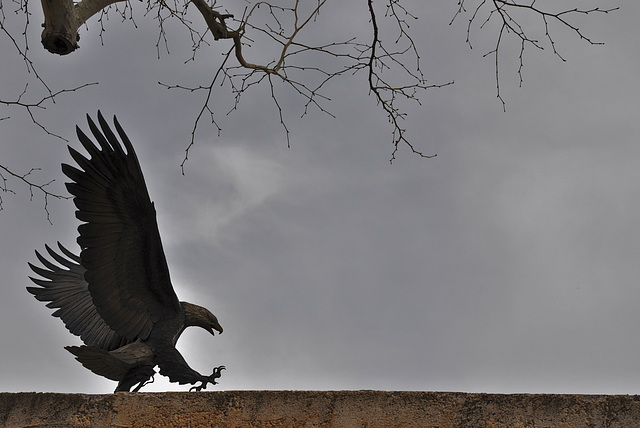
[{"x1": 27, "y1": 112, "x2": 225, "y2": 392}]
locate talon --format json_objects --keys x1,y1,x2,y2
[
  {"x1": 189, "y1": 382, "x2": 205, "y2": 392},
  {"x1": 207, "y1": 365, "x2": 225, "y2": 384}
]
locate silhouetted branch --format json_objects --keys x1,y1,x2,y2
[
  {"x1": 451, "y1": 0, "x2": 619, "y2": 110},
  {"x1": 367, "y1": 0, "x2": 453, "y2": 162},
  {"x1": 0, "y1": 164, "x2": 69, "y2": 223},
  {"x1": 159, "y1": 0, "x2": 453, "y2": 165},
  {"x1": 0, "y1": 82, "x2": 99, "y2": 141},
  {"x1": 1, "y1": 0, "x2": 621, "y2": 177}
]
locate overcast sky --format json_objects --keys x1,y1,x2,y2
[{"x1": 2, "y1": 1, "x2": 640, "y2": 395}]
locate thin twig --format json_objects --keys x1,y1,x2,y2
[{"x1": 0, "y1": 164, "x2": 70, "y2": 223}]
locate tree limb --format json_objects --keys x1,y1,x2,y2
[
  {"x1": 451, "y1": 0, "x2": 619, "y2": 110},
  {"x1": 41, "y1": 0, "x2": 129, "y2": 54},
  {"x1": 0, "y1": 164, "x2": 69, "y2": 223}
]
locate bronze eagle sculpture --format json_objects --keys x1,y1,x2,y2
[{"x1": 27, "y1": 112, "x2": 224, "y2": 392}]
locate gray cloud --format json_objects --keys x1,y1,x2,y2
[{"x1": 1, "y1": 1, "x2": 639, "y2": 394}]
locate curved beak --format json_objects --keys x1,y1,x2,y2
[{"x1": 207, "y1": 322, "x2": 223, "y2": 336}]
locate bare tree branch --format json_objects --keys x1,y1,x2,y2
[
  {"x1": 451, "y1": 0, "x2": 619, "y2": 110},
  {"x1": 157, "y1": 0, "x2": 453, "y2": 165},
  {"x1": 0, "y1": 164, "x2": 69, "y2": 223},
  {"x1": 367, "y1": 0, "x2": 453, "y2": 162},
  {"x1": 1, "y1": 82, "x2": 99, "y2": 141},
  {"x1": 0, "y1": 0, "x2": 620, "y2": 220}
]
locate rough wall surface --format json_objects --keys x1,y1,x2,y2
[{"x1": 1, "y1": 391, "x2": 639, "y2": 427}]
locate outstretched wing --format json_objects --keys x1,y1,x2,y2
[
  {"x1": 27, "y1": 242, "x2": 130, "y2": 351},
  {"x1": 62, "y1": 111, "x2": 181, "y2": 342}
]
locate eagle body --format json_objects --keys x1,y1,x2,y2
[{"x1": 28, "y1": 112, "x2": 224, "y2": 392}]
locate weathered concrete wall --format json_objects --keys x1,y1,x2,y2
[{"x1": 1, "y1": 391, "x2": 639, "y2": 427}]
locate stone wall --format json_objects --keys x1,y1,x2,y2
[{"x1": 1, "y1": 391, "x2": 639, "y2": 427}]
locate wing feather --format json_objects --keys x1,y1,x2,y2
[
  {"x1": 63, "y1": 111, "x2": 181, "y2": 341},
  {"x1": 27, "y1": 243, "x2": 129, "y2": 350}
]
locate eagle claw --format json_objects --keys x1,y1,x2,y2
[
  {"x1": 189, "y1": 382, "x2": 206, "y2": 392},
  {"x1": 211, "y1": 365, "x2": 226, "y2": 380},
  {"x1": 189, "y1": 366, "x2": 226, "y2": 392}
]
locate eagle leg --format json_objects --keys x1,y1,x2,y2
[
  {"x1": 114, "y1": 365, "x2": 157, "y2": 392},
  {"x1": 132, "y1": 373, "x2": 155, "y2": 392}
]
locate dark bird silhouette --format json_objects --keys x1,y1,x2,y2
[{"x1": 27, "y1": 112, "x2": 224, "y2": 392}]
